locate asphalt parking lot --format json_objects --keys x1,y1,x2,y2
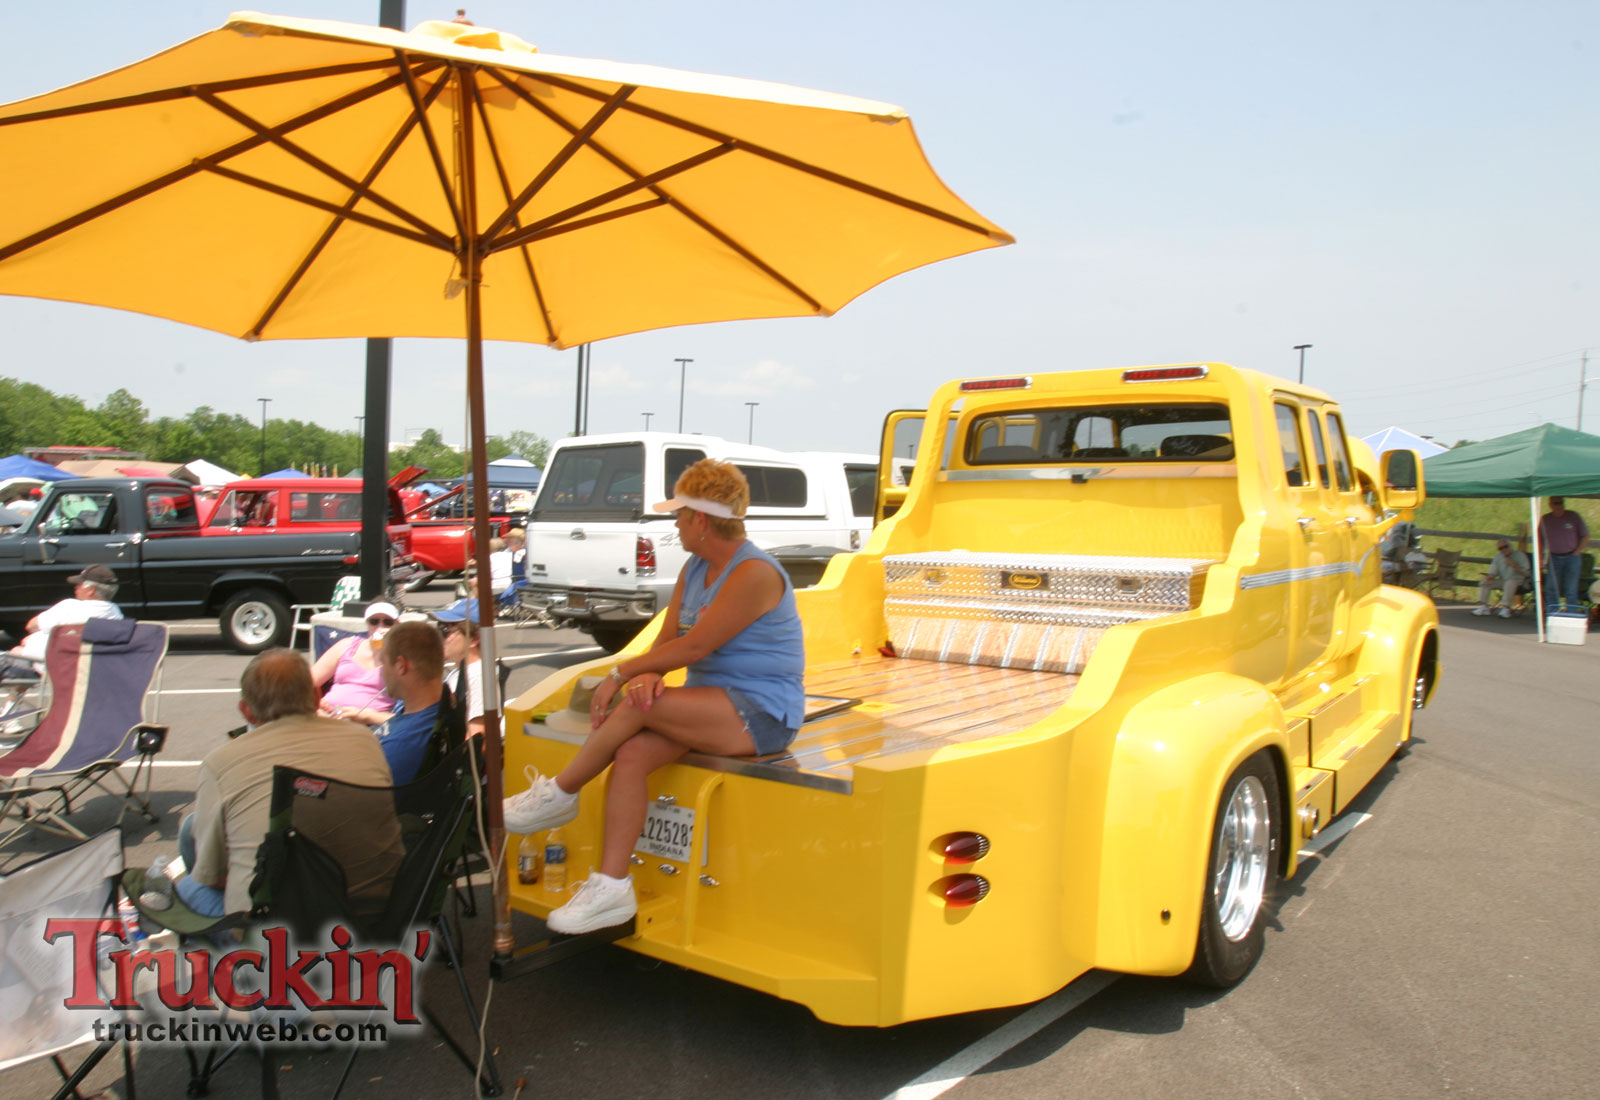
[{"x1": 3, "y1": 597, "x2": 1596, "y2": 1100}]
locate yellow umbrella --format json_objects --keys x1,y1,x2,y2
[{"x1": 0, "y1": 11, "x2": 1011, "y2": 957}]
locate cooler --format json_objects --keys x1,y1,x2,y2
[{"x1": 1546, "y1": 610, "x2": 1588, "y2": 646}]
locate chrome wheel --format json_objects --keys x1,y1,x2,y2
[
  {"x1": 230, "y1": 601, "x2": 279, "y2": 647},
  {"x1": 1211, "y1": 775, "x2": 1272, "y2": 942}
]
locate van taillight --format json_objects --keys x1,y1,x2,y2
[
  {"x1": 636, "y1": 536, "x2": 656, "y2": 576},
  {"x1": 936, "y1": 831, "x2": 991, "y2": 864},
  {"x1": 934, "y1": 874, "x2": 990, "y2": 908}
]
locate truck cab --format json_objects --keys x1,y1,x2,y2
[{"x1": 501, "y1": 364, "x2": 1438, "y2": 1026}]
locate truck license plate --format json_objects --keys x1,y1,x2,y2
[
  {"x1": 567, "y1": 593, "x2": 587, "y2": 610},
  {"x1": 637, "y1": 802, "x2": 694, "y2": 863}
]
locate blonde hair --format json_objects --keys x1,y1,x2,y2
[{"x1": 674, "y1": 459, "x2": 748, "y2": 539}]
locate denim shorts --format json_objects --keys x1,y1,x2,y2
[{"x1": 723, "y1": 687, "x2": 797, "y2": 756}]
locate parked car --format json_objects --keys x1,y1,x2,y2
[
  {"x1": 0, "y1": 478, "x2": 412, "y2": 652},
  {"x1": 518, "y1": 433, "x2": 893, "y2": 651}
]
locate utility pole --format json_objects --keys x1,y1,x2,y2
[
  {"x1": 642, "y1": 412, "x2": 654, "y2": 431},
  {"x1": 1294, "y1": 344, "x2": 1312, "y2": 384},
  {"x1": 745, "y1": 401, "x2": 759, "y2": 443},
  {"x1": 256, "y1": 398, "x2": 271, "y2": 473},
  {"x1": 675, "y1": 358, "x2": 693, "y2": 432}
]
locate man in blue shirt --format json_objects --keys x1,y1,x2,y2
[{"x1": 374, "y1": 620, "x2": 445, "y2": 784}]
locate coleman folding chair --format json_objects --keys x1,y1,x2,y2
[
  {"x1": 126, "y1": 743, "x2": 501, "y2": 1100},
  {"x1": 0, "y1": 620, "x2": 168, "y2": 850},
  {"x1": 0, "y1": 828, "x2": 137, "y2": 1100}
]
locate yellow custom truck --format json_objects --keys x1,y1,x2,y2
[{"x1": 502, "y1": 362, "x2": 1439, "y2": 1026}]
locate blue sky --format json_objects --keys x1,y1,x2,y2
[{"x1": 1, "y1": 1, "x2": 1595, "y2": 454}]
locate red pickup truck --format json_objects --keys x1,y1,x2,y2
[{"x1": 199, "y1": 477, "x2": 420, "y2": 583}]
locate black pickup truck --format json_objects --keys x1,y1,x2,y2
[{"x1": 0, "y1": 478, "x2": 412, "y2": 653}]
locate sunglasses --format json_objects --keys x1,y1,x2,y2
[{"x1": 366, "y1": 616, "x2": 396, "y2": 627}]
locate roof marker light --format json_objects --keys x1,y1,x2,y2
[
  {"x1": 1122, "y1": 366, "x2": 1210, "y2": 383},
  {"x1": 960, "y1": 377, "x2": 1032, "y2": 392}
]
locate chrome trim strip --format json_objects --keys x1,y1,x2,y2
[
  {"x1": 1238, "y1": 561, "x2": 1361, "y2": 589},
  {"x1": 941, "y1": 465, "x2": 1237, "y2": 482}
]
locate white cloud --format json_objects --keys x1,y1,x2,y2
[
  {"x1": 690, "y1": 358, "x2": 816, "y2": 398},
  {"x1": 588, "y1": 363, "x2": 649, "y2": 392}
]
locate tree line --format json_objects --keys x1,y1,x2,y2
[{"x1": 0, "y1": 377, "x2": 548, "y2": 479}]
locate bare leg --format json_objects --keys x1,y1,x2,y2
[
  {"x1": 553, "y1": 685, "x2": 754, "y2": 794},
  {"x1": 601, "y1": 732, "x2": 689, "y2": 877}
]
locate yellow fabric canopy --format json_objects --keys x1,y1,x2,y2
[{"x1": 0, "y1": 11, "x2": 1011, "y2": 349}]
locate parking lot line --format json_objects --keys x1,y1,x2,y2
[{"x1": 882, "y1": 971, "x2": 1119, "y2": 1100}]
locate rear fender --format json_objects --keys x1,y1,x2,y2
[
  {"x1": 1094, "y1": 673, "x2": 1288, "y2": 975},
  {"x1": 205, "y1": 573, "x2": 293, "y2": 613},
  {"x1": 1352, "y1": 584, "x2": 1441, "y2": 728}
]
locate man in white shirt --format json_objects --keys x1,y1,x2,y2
[
  {"x1": 1, "y1": 563, "x2": 124, "y2": 678},
  {"x1": 1473, "y1": 540, "x2": 1532, "y2": 618}
]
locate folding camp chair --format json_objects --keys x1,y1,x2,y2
[
  {"x1": 0, "y1": 828, "x2": 137, "y2": 1100},
  {"x1": 0, "y1": 620, "x2": 168, "y2": 850},
  {"x1": 129, "y1": 743, "x2": 502, "y2": 1099}
]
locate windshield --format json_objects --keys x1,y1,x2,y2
[
  {"x1": 965, "y1": 403, "x2": 1234, "y2": 463},
  {"x1": 531, "y1": 443, "x2": 646, "y2": 521}
]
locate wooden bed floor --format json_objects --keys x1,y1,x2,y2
[{"x1": 681, "y1": 655, "x2": 1079, "y2": 792}]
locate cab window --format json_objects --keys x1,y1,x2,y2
[
  {"x1": 663, "y1": 448, "x2": 707, "y2": 498},
  {"x1": 1274, "y1": 404, "x2": 1309, "y2": 488},
  {"x1": 144, "y1": 490, "x2": 198, "y2": 529},
  {"x1": 209, "y1": 490, "x2": 275, "y2": 527},
  {"x1": 735, "y1": 464, "x2": 809, "y2": 508},
  {"x1": 1325, "y1": 413, "x2": 1353, "y2": 492},
  {"x1": 533, "y1": 443, "x2": 645, "y2": 521},
  {"x1": 289, "y1": 491, "x2": 362, "y2": 522},
  {"x1": 38, "y1": 491, "x2": 117, "y2": 536},
  {"x1": 966, "y1": 403, "x2": 1234, "y2": 463},
  {"x1": 845, "y1": 464, "x2": 877, "y2": 518},
  {"x1": 1305, "y1": 413, "x2": 1329, "y2": 488}
]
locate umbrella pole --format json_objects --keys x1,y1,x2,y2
[{"x1": 453, "y1": 64, "x2": 515, "y2": 958}]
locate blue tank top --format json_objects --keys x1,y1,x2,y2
[{"x1": 679, "y1": 542, "x2": 805, "y2": 729}]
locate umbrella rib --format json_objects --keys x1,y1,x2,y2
[
  {"x1": 201, "y1": 163, "x2": 442, "y2": 250},
  {"x1": 500, "y1": 198, "x2": 669, "y2": 245},
  {"x1": 486, "y1": 144, "x2": 735, "y2": 255},
  {"x1": 395, "y1": 52, "x2": 467, "y2": 247},
  {"x1": 478, "y1": 85, "x2": 636, "y2": 246},
  {"x1": 0, "y1": 69, "x2": 418, "y2": 265},
  {"x1": 524, "y1": 69, "x2": 1009, "y2": 242},
  {"x1": 0, "y1": 58, "x2": 400, "y2": 129},
  {"x1": 482, "y1": 70, "x2": 822, "y2": 312},
  {"x1": 193, "y1": 90, "x2": 452, "y2": 249},
  {"x1": 466, "y1": 79, "x2": 555, "y2": 345},
  {"x1": 249, "y1": 75, "x2": 454, "y2": 339}
]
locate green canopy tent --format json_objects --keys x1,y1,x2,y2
[{"x1": 1423, "y1": 423, "x2": 1600, "y2": 641}]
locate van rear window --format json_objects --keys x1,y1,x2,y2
[
  {"x1": 966, "y1": 403, "x2": 1234, "y2": 464},
  {"x1": 533, "y1": 443, "x2": 646, "y2": 520},
  {"x1": 735, "y1": 464, "x2": 808, "y2": 508}
]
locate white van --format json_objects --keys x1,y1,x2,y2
[{"x1": 519, "y1": 433, "x2": 902, "y2": 651}]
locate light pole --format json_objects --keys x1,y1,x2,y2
[
  {"x1": 745, "y1": 401, "x2": 759, "y2": 443},
  {"x1": 675, "y1": 358, "x2": 693, "y2": 432},
  {"x1": 1293, "y1": 344, "x2": 1312, "y2": 384},
  {"x1": 642, "y1": 412, "x2": 654, "y2": 431},
  {"x1": 256, "y1": 397, "x2": 271, "y2": 473}
]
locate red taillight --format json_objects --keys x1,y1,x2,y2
[
  {"x1": 935, "y1": 831, "x2": 991, "y2": 864},
  {"x1": 636, "y1": 536, "x2": 656, "y2": 576},
  {"x1": 1122, "y1": 365, "x2": 1209, "y2": 383},
  {"x1": 960, "y1": 376, "x2": 1032, "y2": 392},
  {"x1": 935, "y1": 874, "x2": 991, "y2": 908},
  {"x1": 343, "y1": 555, "x2": 359, "y2": 565}
]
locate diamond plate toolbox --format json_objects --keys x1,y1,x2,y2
[{"x1": 883, "y1": 552, "x2": 1217, "y2": 673}]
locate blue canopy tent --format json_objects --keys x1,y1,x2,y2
[
  {"x1": 0, "y1": 454, "x2": 75, "y2": 482},
  {"x1": 1361, "y1": 426, "x2": 1446, "y2": 460},
  {"x1": 260, "y1": 468, "x2": 307, "y2": 479}
]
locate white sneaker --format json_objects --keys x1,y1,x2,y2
[
  {"x1": 503, "y1": 766, "x2": 578, "y2": 835},
  {"x1": 1498, "y1": 607, "x2": 1513, "y2": 619},
  {"x1": 546, "y1": 873, "x2": 637, "y2": 935},
  {"x1": 1471, "y1": 606, "x2": 1490, "y2": 616}
]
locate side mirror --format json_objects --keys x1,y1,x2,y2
[{"x1": 1381, "y1": 450, "x2": 1425, "y2": 510}]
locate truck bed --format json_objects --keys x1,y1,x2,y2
[{"x1": 526, "y1": 655, "x2": 1078, "y2": 793}]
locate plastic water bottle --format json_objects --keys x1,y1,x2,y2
[
  {"x1": 543, "y1": 827, "x2": 567, "y2": 894},
  {"x1": 516, "y1": 832, "x2": 543, "y2": 885},
  {"x1": 117, "y1": 897, "x2": 147, "y2": 944},
  {"x1": 139, "y1": 857, "x2": 175, "y2": 911}
]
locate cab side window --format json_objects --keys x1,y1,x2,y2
[
  {"x1": 144, "y1": 490, "x2": 198, "y2": 529},
  {"x1": 1324, "y1": 412, "x2": 1353, "y2": 492},
  {"x1": 39, "y1": 491, "x2": 118, "y2": 536},
  {"x1": 1305, "y1": 413, "x2": 1330, "y2": 489},
  {"x1": 1274, "y1": 404, "x2": 1309, "y2": 488}
]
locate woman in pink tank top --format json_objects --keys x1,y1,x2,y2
[{"x1": 310, "y1": 601, "x2": 399, "y2": 724}]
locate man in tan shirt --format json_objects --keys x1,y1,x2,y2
[{"x1": 175, "y1": 649, "x2": 401, "y2": 917}]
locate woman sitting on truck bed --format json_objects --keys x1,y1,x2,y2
[
  {"x1": 311, "y1": 601, "x2": 399, "y2": 725},
  {"x1": 504, "y1": 459, "x2": 805, "y2": 935}
]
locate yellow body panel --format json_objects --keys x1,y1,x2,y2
[{"x1": 503, "y1": 363, "x2": 1439, "y2": 1026}]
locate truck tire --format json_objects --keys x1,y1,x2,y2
[
  {"x1": 591, "y1": 623, "x2": 642, "y2": 653},
  {"x1": 1186, "y1": 751, "x2": 1281, "y2": 988},
  {"x1": 219, "y1": 589, "x2": 291, "y2": 654}
]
